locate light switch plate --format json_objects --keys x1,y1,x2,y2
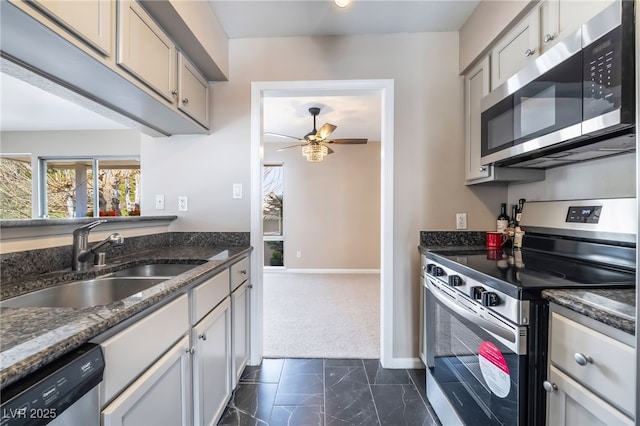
[{"x1": 233, "y1": 183, "x2": 242, "y2": 199}]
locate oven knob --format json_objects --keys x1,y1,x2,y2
[
  {"x1": 434, "y1": 267, "x2": 446, "y2": 277},
  {"x1": 481, "y1": 291, "x2": 500, "y2": 307},
  {"x1": 471, "y1": 286, "x2": 485, "y2": 300},
  {"x1": 426, "y1": 264, "x2": 436, "y2": 274},
  {"x1": 448, "y1": 275, "x2": 463, "y2": 286}
]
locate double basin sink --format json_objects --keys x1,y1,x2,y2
[{"x1": 1, "y1": 263, "x2": 202, "y2": 309}]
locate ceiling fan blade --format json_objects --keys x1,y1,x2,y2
[
  {"x1": 316, "y1": 123, "x2": 337, "y2": 140},
  {"x1": 265, "y1": 132, "x2": 303, "y2": 141},
  {"x1": 330, "y1": 138, "x2": 368, "y2": 144},
  {"x1": 276, "y1": 143, "x2": 307, "y2": 151}
]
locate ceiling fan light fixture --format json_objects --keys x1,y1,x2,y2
[
  {"x1": 334, "y1": 0, "x2": 350, "y2": 8},
  {"x1": 302, "y1": 144, "x2": 329, "y2": 162}
]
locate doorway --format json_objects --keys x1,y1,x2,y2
[{"x1": 250, "y1": 79, "x2": 395, "y2": 366}]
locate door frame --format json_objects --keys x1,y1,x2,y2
[{"x1": 249, "y1": 79, "x2": 395, "y2": 366}]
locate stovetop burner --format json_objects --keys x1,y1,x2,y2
[{"x1": 432, "y1": 248, "x2": 635, "y2": 296}]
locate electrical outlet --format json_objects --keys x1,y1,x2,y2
[
  {"x1": 178, "y1": 196, "x2": 188, "y2": 212},
  {"x1": 155, "y1": 194, "x2": 165, "y2": 210},
  {"x1": 456, "y1": 213, "x2": 467, "y2": 230}
]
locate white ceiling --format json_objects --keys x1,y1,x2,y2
[
  {"x1": 209, "y1": 0, "x2": 479, "y2": 39},
  {"x1": 0, "y1": 1, "x2": 477, "y2": 133}
]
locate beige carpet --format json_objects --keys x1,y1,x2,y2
[{"x1": 262, "y1": 272, "x2": 380, "y2": 359}]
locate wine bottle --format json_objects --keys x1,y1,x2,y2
[
  {"x1": 516, "y1": 198, "x2": 526, "y2": 224},
  {"x1": 509, "y1": 204, "x2": 518, "y2": 227},
  {"x1": 497, "y1": 203, "x2": 509, "y2": 233}
]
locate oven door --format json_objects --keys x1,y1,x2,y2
[{"x1": 425, "y1": 277, "x2": 528, "y2": 426}]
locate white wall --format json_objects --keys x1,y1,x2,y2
[
  {"x1": 508, "y1": 154, "x2": 636, "y2": 203},
  {"x1": 264, "y1": 141, "x2": 380, "y2": 270},
  {"x1": 141, "y1": 32, "x2": 506, "y2": 359}
]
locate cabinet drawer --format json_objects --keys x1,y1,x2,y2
[
  {"x1": 546, "y1": 365, "x2": 634, "y2": 426},
  {"x1": 230, "y1": 257, "x2": 249, "y2": 291},
  {"x1": 192, "y1": 269, "x2": 229, "y2": 324},
  {"x1": 99, "y1": 294, "x2": 189, "y2": 406},
  {"x1": 549, "y1": 312, "x2": 635, "y2": 416}
]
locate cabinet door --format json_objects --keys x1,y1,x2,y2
[
  {"x1": 491, "y1": 7, "x2": 539, "y2": 89},
  {"x1": 539, "y1": 0, "x2": 560, "y2": 53},
  {"x1": 178, "y1": 52, "x2": 209, "y2": 128},
  {"x1": 465, "y1": 56, "x2": 491, "y2": 181},
  {"x1": 117, "y1": 0, "x2": 176, "y2": 102},
  {"x1": 558, "y1": 0, "x2": 614, "y2": 43},
  {"x1": 232, "y1": 282, "x2": 250, "y2": 385},
  {"x1": 193, "y1": 297, "x2": 232, "y2": 426},
  {"x1": 31, "y1": 0, "x2": 113, "y2": 56},
  {"x1": 102, "y1": 335, "x2": 191, "y2": 426},
  {"x1": 546, "y1": 365, "x2": 634, "y2": 426}
]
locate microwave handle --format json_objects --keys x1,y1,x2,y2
[{"x1": 427, "y1": 278, "x2": 518, "y2": 345}]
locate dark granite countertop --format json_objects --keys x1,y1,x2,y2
[
  {"x1": 0, "y1": 244, "x2": 251, "y2": 390},
  {"x1": 542, "y1": 288, "x2": 636, "y2": 335}
]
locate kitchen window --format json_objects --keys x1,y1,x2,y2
[
  {"x1": 263, "y1": 164, "x2": 284, "y2": 267},
  {"x1": 0, "y1": 155, "x2": 33, "y2": 219},
  {"x1": 39, "y1": 157, "x2": 140, "y2": 218}
]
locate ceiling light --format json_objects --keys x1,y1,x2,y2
[
  {"x1": 302, "y1": 144, "x2": 329, "y2": 162},
  {"x1": 334, "y1": 0, "x2": 350, "y2": 8}
]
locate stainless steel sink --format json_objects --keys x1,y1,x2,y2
[
  {"x1": 109, "y1": 263, "x2": 198, "y2": 278},
  {"x1": 0, "y1": 277, "x2": 167, "y2": 308}
]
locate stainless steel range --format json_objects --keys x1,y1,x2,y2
[{"x1": 422, "y1": 198, "x2": 637, "y2": 426}]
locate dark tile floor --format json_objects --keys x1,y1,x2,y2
[{"x1": 218, "y1": 358, "x2": 441, "y2": 426}]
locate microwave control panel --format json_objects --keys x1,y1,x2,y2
[{"x1": 583, "y1": 26, "x2": 622, "y2": 120}]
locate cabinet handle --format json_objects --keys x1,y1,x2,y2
[
  {"x1": 182, "y1": 98, "x2": 189, "y2": 105},
  {"x1": 544, "y1": 33, "x2": 555, "y2": 43},
  {"x1": 187, "y1": 347, "x2": 195, "y2": 355},
  {"x1": 199, "y1": 333, "x2": 207, "y2": 341},
  {"x1": 479, "y1": 166, "x2": 487, "y2": 172},
  {"x1": 574, "y1": 352, "x2": 592, "y2": 366},
  {"x1": 171, "y1": 90, "x2": 178, "y2": 97},
  {"x1": 240, "y1": 269, "x2": 248, "y2": 275},
  {"x1": 543, "y1": 381, "x2": 558, "y2": 393},
  {"x1": 524, "y1": 48, "x2": 535, "y2": 57}
]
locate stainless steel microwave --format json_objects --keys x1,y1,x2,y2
[{"x1": 480, "y1": 0, "x2": 635, "y2": 168}]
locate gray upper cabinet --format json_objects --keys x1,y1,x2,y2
[
  {"x1": 178, "y1": 52, "x2": 209, "y2": 129},
  {"x1": 465, "y1": 56, "x2": 491, "y2": 182},
  {"x1": 117, "y1": 0, "x2": 177, "y2": 103},
  {"x1": 490, "y1": 7, "x2": 539, "y2": 90},
  {"x1": 29, "y1": 0, "x2": 113, "y2": 56}
]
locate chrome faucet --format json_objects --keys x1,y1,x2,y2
[{"x1": 72, "y1": 220, "x2": 124, "y2": 271}]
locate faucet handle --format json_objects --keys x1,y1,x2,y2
[{"x1": 73, "y1": 219, "x2": 107, "y2": 235}]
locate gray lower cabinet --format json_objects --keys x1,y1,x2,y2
[
  {"x1": 545, "y1": 304, "x2": 635, "y2": 425},
  {"x1": 101, "y1": 335, "x2": 191, "y2": 426},
  {"x1": 192, "y1": 297, "x2": 232, "y2": 426},
  {"x1": 232, "y1": 281, "x2": 250, "y2": 384}
]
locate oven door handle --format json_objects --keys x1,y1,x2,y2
[{"x1": 427, "y1": 279, "x2": 518, "y2": 345}]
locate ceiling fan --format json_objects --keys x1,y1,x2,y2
[{"x1": 265, "y1": 107, "x2": 368, "y2": 162}]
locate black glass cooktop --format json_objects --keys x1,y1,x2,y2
[{"x1": 430, "y1": 248, "x2": 635, "y2": 299}]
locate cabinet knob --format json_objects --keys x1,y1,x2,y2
[
  {"x1": 182, "y1": 98, "x2": 189, "y2": 105},
  {"x1": 543, "y1": 381, "x2": 558, "y2": 393},
  {"x1": 524, "y1": 48, "x2": 535, "y2": 57},
  {"x1": 171, "y1": 90, "x2": 178, "y2": 97},
  {"x1": 574, "y1": 352, "x2": 592, "y2": 366},
  {"x1": 479, "y1": 166, "x2": 487, "y2": 172},
  {"x1": 187, "y1": 347, "x2": 195, "y2": 355},
  {"x1": 248, "y1": 284, "x2": 254, "y2": 289},
  {"x1": 199, "y1": 333, "x2": 207, "y2": 341},
  {"x1": 240, "y1": 269, "x2": 248, "y2": 275},
  {"x1": 544, "y1": 33, "x2": 555, "y2": 43}
]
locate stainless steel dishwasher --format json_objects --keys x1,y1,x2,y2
[{"x1": 0, "y1": 343, "x2": 104, "y2": 426}]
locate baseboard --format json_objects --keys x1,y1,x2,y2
[
  {"x1": 380, "y1": 357, "x2": 424, "y2": 369},
  {"x1": 266, "y1": 268, "x2": 381, "y2": 274}
]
